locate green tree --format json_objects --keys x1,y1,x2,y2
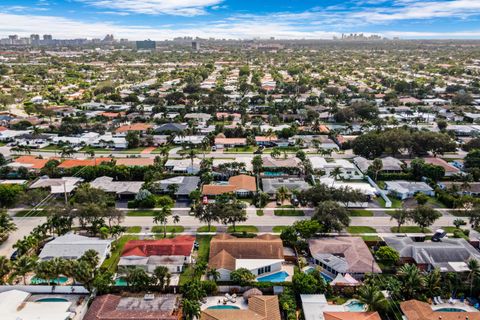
[
  {"x1": 276, "y1": 186, "x2": 290, "y2": 205},
  {"x1": 13, "y1": 255, "x2": 37, "y2": 285},
  {"x1": 390, "y1": 209, "x2": 411, "y2": 233},
  {"x1": 369, "y1": 158, "x2": 383, "y2": 181},
  {"x1": 153, "y1": 266, "x2": 171, "y2": 291},
  {"x1": 312, "y1": 200, "x2": 350, "y2": 232},
  {"x1": 0, "y1": 256, "x2": 11, "y2": 284},
  {"x1": 357, "y1": 284, "x2": 388, "y2": 312},
  {"x1": 292, "y1": 272, "x2": 320, "y2": 294},
  {"x1": 397, "y1": 264, "x2": 425, "y2": 300},
  {"x1": 153, "y1": 206, "x2": 172, "y2": 238},
  {"x1": 207, "y1": 268, "x2": 220, "y2": 281},
  {"x1": 375, "y1": 246, "x2": 399, "y2": 266},
  {"x1": 182, "y1": 298, "x2": 201, "y2": 320},
  {"x1": 410, "y1": 205, "x2": 441, "y2": 232},
  {"x1": 125, "y1": 267, "x2": 153, "y2": 292},
  {"x1": 194, "y1": 204, "x2": 220, "y2": 232},
  {"x1": 467, "y1": 259, "x2": 480, "y2": 296},
  {"x1": 230, "y1": 268, "x2": 255, "y2": 286},
  {"x1": 126, "y1": 131, "x2": 140, "y2": 148}
]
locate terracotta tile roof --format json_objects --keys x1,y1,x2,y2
[
  {"x1": 324, "y1": 312, "x2": 381, "y2": 320},
  {"x1": 422, "y1": 157, "x2": 460, "y2": 174},
  {"x1": 116, "y1": 158, "x2": 155, "y2": 167},
  {"x1": 214, "y1": 138, "x2": 247, "y2": 145},
  {"x1": 255, "y1": 136, "x2": 278, "y2": 142},
  {"x1": 248, "y1": 296, "x2": 281, "y2": 320},
  {"x1": 121, "y1": 236, "x2": 195, "y2": 257},
  {"x1": 115, "y1": 123, "x2": 152, "y2": 133},
  {"x1": 400, "y1": 300, "x2": 480, "y2": 320},
  {"x1": 84, "y1": 294, "x2": 181, "y2": 320},
  {"x1": 101, "y1": 112, "x2": 122, "y2": 118},
  {"x1": 0, "y1": 126, "x2": 7, "y2": 131},
  {"x1": 200, "y1": 296, "x2": 280, "y2": 320},
  {"x1": 201, "y1": 310, "x2": 264, "y2": 320},
  {"x1": 14, "y1": 155, "x2": 50, "y2": 169},
  {"x1": 202, "y1": 175, "x2": 256, "y2": 196},
  {"x1": 58, "y1": 158, "x2": 112, "y2": 168},
  {"x1": 209, "y1": 234, "x2": 284, "y2": 270}
]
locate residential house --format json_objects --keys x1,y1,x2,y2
[
  {"x1": 439, "y1": 181, "x2": 480, "y2": 196},
  {"x1": 184, "y1": 113, "x2": 211, "y2": 126},
  {"x1": 202, "y1": 174, "x2": 256, "y2": 197},
  {"x1": 119, "y1": 236, "x2": 195, "y2": 274},
  {"x1": 164, "y1": 159, "x2": 201, "y2": 174},
  {"x1": 173, "y1": 135, "x2": 205, "y2": 145},
  {"x1": 154, "y1": 123, "x2": 187, "y2": 134},
  {"x1": 255, "y1": 136, "x2": 278, "y2": 147},
  {"x1": 214, "y1": 137, "x2": 247, "y2": 149},
  {"x1": 58, "y1": 158, "x2": 112, "y2": 169},
  {"x1": 201, "y1": 295, "x2": 281, "y2": 320},
  {"x1": 9, "y1": 155, "x2": 50, "y2": 171},
  {"x1": 261, "y1": 156, "x2": 302, "y2": 170},
  {"x1": 384, "y1": 236, "x2": 480, "y2": 272},
  {"x1": 310, "y1": 157, "x2": 362, "y2": 179},
  {"x1": 0, "y1": 289, "x2": 75, "y2": 320},
  {"x1": 39, "y1": 233, "x2": 112, "y2": 266},
  {"x1": 401, "y1": 299, "x2": 480, "y2": 320},
  {"x1": 409, "y1": 157, "x2": 461, "y2": 177},
  {"x1": 84, "y1": 294, "x2": 182, "y2": 320},
  {"x1": 90, "y1": 176, "x2": 143, "y2": 199},
  {"x1": 262, "y1": 177, "x2": 310, "y2": 195},
  {"x1": 208, "y1": 234, "x2": 286, "y2": 281},
  {"x1": 353, "y1": 156, "x2": 404, "y2": 174},
  {"x1": 29, "y1": 176, "x2": 83, "y2": 195},
  {"x1": 309, "y1": 237, "x2": 382, "y2": 279},
  {"x1": 289, "y1": 135, "x2": 338, "y2": 149},
  {"x1": 155, "y1": 176, "x2": 200, "y2": 200},
  {"x1": 115, "y1": 158, "x2": 155, "y2": 167},
  {"x1": 301, "y1": 294, "x2": 381, "y2": 320},
  {"x1": 384, "y1": 180, "x2": 434, "y2": 200},
  {"x1": 114, "y1": 123, "x2": 152, "y2": 137}
]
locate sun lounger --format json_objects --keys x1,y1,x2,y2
[
  {"x1": 438, "y1": 297, "x2": 444, "y2": 304},
  {"x1": 433, "y1": 297, "x2": 438, "y2": 305}
]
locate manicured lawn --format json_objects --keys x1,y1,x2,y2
[
  {"x1": 274, "y1": 209, "x2": 305, "y2": 216},
  {"x1": 441, "y1": 226, "x2": 460, "y2": 233},
  {"x1": 349, "y1": 209, "x2": 374, "y2": 217},
  {"x1": 151, "y1": 225, "x2": 185, "y2": 233},
  {"x1": 450, "y1": 210, "x2": 468, "y2": 217},
  {"x1": 227, "y1": 225, "x2": 258, "y2": 233},
  {"x1": 347, "y1": 226, "x2": 377, "y2": 234},
  {"x1": 126, "y1": 226, "x2": 141, "y2": 233},
  {"x1": 377, "y1": 196, "x2": 403, "y2": 208},
  {"x1": 390, "y1": 226, "x2": 431, "y2": 233},
  {"x1": 427, "y1": 197, "x2": 446, "y2": 208},
  {"x1": 272, "y1": 226, "x2": 288, "y2": 233},
  {"x1": 101, "y1": 235, "x2": 139, "y2": 272},
  {"x1": 224, "y1": 146, "x2": 256, "y2": 153},
  {"x1": 256, "y1": 210, "x2": 264, "y2": 216},
  {"x1": 40, "y1": 144, "x2": 62, "y2": 152},
  {"x1": 197, "y1": 226, "x2": 217, "y2": 232},
  {"x1": 126, "y1": 210, "x2": 156, "y2": 216},
  {"x1": 179, "y1": 235, "x2": 212, "y2": 286},
  {"x1": 362, "y1": 235, "x2": 382, "y2": 242},
  {"x1": 14, "y1": 210, "x2": 47, "y2": 217}
]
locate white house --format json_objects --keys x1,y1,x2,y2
[
  {"x1": 310, "y1": 157, "x2": 362, "y2": 180},
  {"x1": 385, "y1": 180, "x2": 435, "y2": 200}
]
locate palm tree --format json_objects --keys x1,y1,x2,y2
[
  {"x1": 467, "y1": 259, "x2": 480, "y2": 296},
  {"x1": 153, "y1": 206, "x2": 172, "y2": 238},
  {"x1": 369, "y1": 158, "x2": 383, "y2": 181},
  {"x1": 207, "y1": 268, "x2": 220, "y2": 281},
  {"x1": 357, "y1": 284, "x2": 387, "y2": 312},
  {"x1": 397, "y1": 264, "x2": 425, "y2": 300},
  {"x1": 14, "y1": 255, "x2": 37, "y2": 285},
  {"x1": 79, "y1": 249, "x2": 99, "y2": 268},
  {"x1": 329, "y1": 167, "x2": 342, "y2": 186},
  {"x1": 153, "y1": 266, "x2": 171, "y2": 291},
  {"x1": 182, "y1": 298, "x2": 201, "y2": 320},
  {"x1": 276, "y1": 186, "x2": 290, "y2": 205},
  {"x1": 172, "y1": 215, "x2": 180, "y2": 234},
  {"x1": 424, "y1": 268, "x2": 441, "y2": 298}
]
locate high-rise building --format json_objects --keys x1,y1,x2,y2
[
  {"x1": 43, "y1": 34, "x2": 53, "y2": 41},
  {"x1": 192, "y1": 41, "x2": 200, "y2": 51},
  {"x1": 136, "y1": 40, "x2": 156, "y2": 51},
  {"x1": 30, "y1": 34, "x2": 40, "y2": 41}
]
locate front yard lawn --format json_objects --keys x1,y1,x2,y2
[
  {"x1": 390, "y1": 226, "x2": 431, "y2": 233},
  {"x1": 274, "y1": 209, "x2": 305, "y2": 216},
  {"x1": 126, "y1": 210, "x2": 156, "y2": 216},
  {"x1": 179, "y1": 235, "x2": 212, "y2": 286},
  {"x1": 349, "y1": 209, "x2": 374, "y2": 217},
  {"x1": 272, "y1": 226, "x2": 288, "y2": 233},
  {"x1": 197, "y1": 226, "x2": 217, "y2": 232},
  {"x1": 126, "y1": 226, "x2": 141, "y2": 233},
  {"x1": 14, "y1": 210, "x2": 47, "y2": 217},
  {"x1": 151, "y1": 225, "x2": 185, "y2": 234},
  {"x1": 377, "y1": 196, "x2": 403, "y2": 208},
  {"x1": 227, "y1": 225, "x2": 258, "y2": 233},
  {"x1": 101, "y1": 235, "x2": 139, "y2": 272},
  {"x1": 256, "y1": 210, "x2": 264, "y2": 216},
  {"x1": 347, "y1": 226, "x2": 377, "y2": 234}
]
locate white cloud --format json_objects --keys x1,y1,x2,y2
[{"x1": 76, "y1": 0, "x2": 224, "y2": 16}]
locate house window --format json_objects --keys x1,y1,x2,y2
[{"x1": 265, "y1": 266, "x2": 271, "y2": 273}]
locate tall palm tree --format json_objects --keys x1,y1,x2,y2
[
  {"x1": 397, "y1": 264, "x2": 425, "y2": 300},
  {"x1": 207, "y1": 268, "x2": 220, "y2": 281},
  {"x1": 357, "y1": 284, "x2": 387, "y2": 312},
  {"x1": 424, "y1": 268, "x2": 441, "y2": 298},
  {"x1": 467, "y1": 259, "x2": 480, "y2": 296},
  {"x1": 276, "y1": 186, "x2": 290, "y2": 205},
  {"x1": 329, "y1": 167, "x2": 342, "y2": 186},
  {"x1": 14, "y1": 255, "x2": 37, "y2": 285},
  {"x1": 182, "y1": 298, "x2": 201, "y2": 320},
  {"x1": 153, "y1": 206, "x2": 172, "y2": 238},
  {"x1": 153, "y1": 266, "x2": 171, "y2": 291}
]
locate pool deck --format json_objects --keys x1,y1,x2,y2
[
  {"x1": 432, "y1": 301, "x2": 479, "y2": 312},
  {"x1": 201, "y1": 296, "x2": 248, "y2": 310},
  {"x1": 255, "y1": 264, "x2": 294, "y2": 282}
]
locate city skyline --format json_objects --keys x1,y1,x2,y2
[{"x1": 0, "y1": 0, "x2": 480, "y2": 40}]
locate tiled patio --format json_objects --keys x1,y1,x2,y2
[{"x1": 201, "y1": 295, "x2": 248, "y2": 310}]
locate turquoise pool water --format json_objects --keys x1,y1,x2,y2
[
  {"x1": 436, "y1": 308, "x2": 466, "y2": 312},
  {"x1": 257, "y1": 271, "x2": 289, "y2": 282},
  {"x1": 263, "y1": 171, "x2": 285, "y2": 176},
  {"x1": 36, "y1": 298, "x2": 69, "y2": 302},
  {"x1": 31, "y1": 276, "x2": 68, "y2": 285},
  {"x1": 207, "y1": 305, "x2": 240, "y2": 310},
  {"x1": 115, "y1": 278, "x2": 128, "y2": 286},
  {"x1": 345, "y1": 301, "x2": 366, "y2": 312}
]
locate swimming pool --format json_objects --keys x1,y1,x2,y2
[
  {"x1": 303, "y1": 267, "x2": 333, "y2": 283},
  {"x1": 263, "y1": 171, "x2": 286, "y2": 177},
  {"x1": 257, "y1": 271, "x2": 289, "y2": 282},
  {"x1": 207, "y1": 305, "x2": 240, "y2": 310},
  {"x1": 114, "y1": 278, "x2": 128, "y2": 286},
  {"x1": 436, "y1": 308, "x2": 466, "y2": 312},
  {"x1": 31, "y1": 276, "x2": 69, "y2": 285},
  {"x1": 345, "y1": 301, "x2": 366, "y2": 312},
  {"x1": 36, "y1": 298, "x2": 69, "y2": 303}
]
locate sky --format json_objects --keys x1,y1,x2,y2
[{"x1": 1, "y1": 0, "x2": 480, "y2": 40}]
